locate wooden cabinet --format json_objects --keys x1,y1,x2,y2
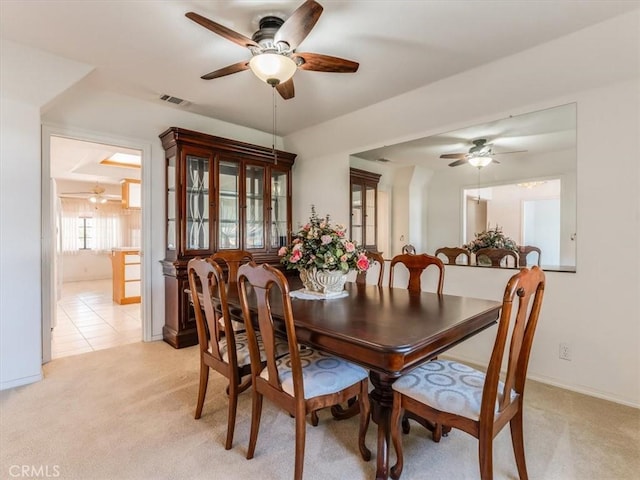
[
  {"x1": 121, "y1": 179, "x2": 141, "y2": 209},
  {"x1": 350, "y1": 168, "x2": 381, "y2": 252},
  {"x1": 159, "y1": 127, "x2": 296, "y2": 348},
  {"x1": 111, "y1": 249, "x2": 141, "y2": 304}
]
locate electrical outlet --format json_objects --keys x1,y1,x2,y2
[{"x1": 559, "y1": 343, "x2": 571, "y2": 361}]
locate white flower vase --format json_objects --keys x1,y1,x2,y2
[{"x1": 300, "y1": 268, "x2": 348, "y2": 296}]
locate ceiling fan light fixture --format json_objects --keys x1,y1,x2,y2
[
  {"x1": 468, "y1": 156, "x2": 493, "y2": 168},
  {"x1": 89, "y1": 195, "x2": 107, "y2": 204},
  {"x1": 249, "y1": 53, "x2": 297, "y2": 86}
]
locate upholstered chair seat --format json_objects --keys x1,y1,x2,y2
[
  {"x1": 260, "y1": 347, "x2": 369, "y2": 399},
  {"x1": 392, "y1": 359, "x2": 516, "y2": 421}
]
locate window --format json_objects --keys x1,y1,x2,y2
[
  {"x1": 78, "y1": 217, "x2": 95, "y2": 250},
  {"x1": 59, "y1": 197, "x2": 136, "y2": 254}
]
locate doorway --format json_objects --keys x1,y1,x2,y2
[{"x1": 41, "y1": 125, "x2": 152, "y2": 362}]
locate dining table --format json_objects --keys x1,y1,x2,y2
[{"x1": 223, "y1": 280, "x2": 502, "y2": 480}]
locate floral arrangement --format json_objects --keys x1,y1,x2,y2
[
  {"x1": 279, "y1": 206, "x2": 370, "y2": 273},
  {"x1": 464, "y1": 225, "x2": 518, "y2": 253}
]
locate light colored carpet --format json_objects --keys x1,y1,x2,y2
[{"x1": 1, "y1": 341, "x2": 638, "y2": 480}]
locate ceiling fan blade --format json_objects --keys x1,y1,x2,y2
[
  {"x1": 186, "y1": 12, "x2": 259, "y2": 49},
  {"x1": 293, "y1": 52, "x2": 359, "y2": 73},
  {"x1": 201, "y1": 61, "x2": 249, "y2": 80},
  {"x1": 448, "y1": 159, "x2": 469, "y2": 167},
  {"x1": 274, "y1": 0, "x2": 323, "y2": 50},
  {"x1": 440, "y1": 153, "x2": 467, "y2": 159},
  {"x1": 491, "y1": 150, "x2": 528, "y2": 155},
  {"x1": 276, "y1": 78, "x2": 295, "y2": 100}
]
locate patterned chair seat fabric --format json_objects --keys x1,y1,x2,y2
[
  {"x1": 219, "y1": 332, "x2": 288, "y2": 367},
  {"x1": 218, "y1": 316, "x2": 246, "y2": 333},
  {"x1": 392, "y1": 359, "x2": 516, "y2": 421},
  {"x1": 260, "y1": 347, "x2": 368, "y2": 399}
]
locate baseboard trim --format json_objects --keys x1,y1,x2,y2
[
  {"x1": 444, "y1": 353, "x2": 639, "y2": 409},
  {"x1": 0, "y1": 371, "x2": 43, "y2": 391}
]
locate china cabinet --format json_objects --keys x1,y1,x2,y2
[
  {"x1": 350, "y1": 168, "x2": 381, "y2": 252},
  {"x1": 160, "y1": 127, "x2": 296, "y2": 348}
]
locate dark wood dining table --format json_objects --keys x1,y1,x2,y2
[{"x1": 224, "y1": 280, "x2": 502, "y2": 480}]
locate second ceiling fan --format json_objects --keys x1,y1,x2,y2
[
  {"x1": 441, "y1": 139, "x2": 527, "y2": 168},
  {"x1": 186, "y1": 0, "x2": 359, "y2": 100}
]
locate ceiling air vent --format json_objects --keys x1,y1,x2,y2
[{"x1": 159, "y1": 94, "x2": 189, "y2": 106}]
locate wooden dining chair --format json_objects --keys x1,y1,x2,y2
[
  {"x1": 434, "y1": 247, "x2": 470, "y2": 265},
  {"x1": 517, "y1": 245, "x2": 541, "y2": 267},
  {"x1": 389, "y1": 253, "x2": 445, "y2": 294},
  {"x1": 389, "y1": 266, "x2": 546, "y2": 480},
  {"x1": 237, "y1": 262, "x2": 371, "y2": 480},
  {"x1": 211, "y1": 250, "x2": 254, "y2": 332},
  {"x1": 211, "y1": 249, "x2": 254, "y2": 286},
  {"x1": 475, "y1": 247, "x2": 519, "y2": 268},
  {"x1": 356, "y1": 251, "x2": 385, "y2": 287},
  {"x1": 401, "y1": 244, "x2": 416, "y2": 255},
  {"x1": 187, "y1": 257, "x2": 287, "y2": 450}
]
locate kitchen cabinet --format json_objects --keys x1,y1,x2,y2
[
  {"x1": 111, "y1": 249, "x2": 141, "y2": 304},
  {"x1": 121, "y1": 179, "x2": 141, "y2": 209}
]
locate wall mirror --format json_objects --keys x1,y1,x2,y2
[{"x1": 351, "y1": 102, "x2": 577, "y2": 272}]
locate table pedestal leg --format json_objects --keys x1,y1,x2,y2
[{"x1": 369, "y1": 371, "x2": 396, "y2": 480}]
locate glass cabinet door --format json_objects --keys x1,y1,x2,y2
[
  {"x1": 365, "y1": 185, "x2": 376, "y2": 248},
  {"x1": 245, "y1": 164, "x2": 265, "y2": 249},
  {"x1": 351, "y1": 183, "x2": 363, "y2": 246},
  {"x1": 218, "y1": 161, "x2": 240, "y2": 249},
  {"x1": 186, "y1": 154, "x2": 210, "y2": 251},
  {"x1": 166, "y1": 155, "x2": 176, "y2": 251},
  {"x1": 271, "y1": 170, "x2": 289, "y2": 248}
]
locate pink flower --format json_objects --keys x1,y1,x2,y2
[
  {"x1": 336, "y1": 230, "x2": 345, "y2": 238},
  {"x1": 340, "y1": 254, "x2": 348, "y2": 262},
  {"x1": 356, "y1": 254, "x2": 370, "y2": 271},
  {"x1": 290, "y1": 250, "x2": 302, "y2": 263},
  {"x1": 321, "y1": 234, "x2": 332, "y2": 245},
  {"x1": 278, "y1": 246, "x2": 288, "y2": 256},
  {"x1": 344, "y1": 241, "x2": 355, "y2": 253}
]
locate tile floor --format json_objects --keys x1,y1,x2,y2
[{"x1": 52, "y1": 279, "x2": 142, "y2": 359}]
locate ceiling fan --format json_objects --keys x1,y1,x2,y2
[
  {"x1": 441, "y1": 139, "x2": 527, "y2": 168},
  {"x1": 59, "y1": 184, "x2": 119, "y2": 204},
  {"x1": 186, "y1": 0, "x2": 359, "y2": 100}
]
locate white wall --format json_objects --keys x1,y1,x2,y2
[
  {"x1": 61, "y1": 253, "x2": 112, "y2": 282},
  {"x1": 0, "y1": 40, "x2": 93, "y2": 389},
  {"x1": 285, "y1": 11, "x2": 640, "y2": 406},
  {"x1": 0, "y1": 98, "x2": 43, "y2": 389}
]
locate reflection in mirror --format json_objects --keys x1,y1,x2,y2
[
  {"x1": 464, "y1": 179, "x2": 561, "y2": 266},
  {"x1": 350, "y1": 103, "x2": 576, "y2": 272}
]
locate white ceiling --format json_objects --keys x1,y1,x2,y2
[
  {"x1": 50, "y1": 136, "x2": 141, "y2": 187},
  {"x1": 1, "y1": 0, "x2": 637, "y2": 137}
]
